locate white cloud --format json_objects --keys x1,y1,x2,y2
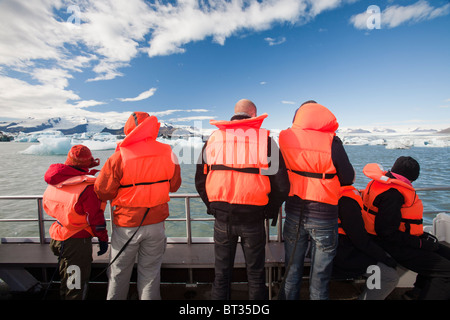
[
  {"x1": 188, "y1": 109, "x2": 209, "y2": 113},
  {"x1": 0, "y1": 0, "x2": 356, "y2": 81},
  {"x1": 76, "y1": 100, "x2": 106, "y2": 108},
  {"x1": 350, "y1": 0, "x2": 450, "y2": 30},
  {"x1": 282, "y1": 100, "x2": 296, "y2": 105},
  {"x1": 144, "y1": 0, "x2": 308, "y2": 57},
  {"x1": 0, "y1": 0, "x2": 362, "y2": 122},
  {"x1": 264, "y1": 37, "x2": 286, "y2": 46},
  {"x1": 0, "y1": 1, "x2": 68, "y2": 67},
  {"x1": 168, "y1": 116, "x2": 216, "y2": 123},
  {"x1": 31, "y1": 67, "x2": 73, "y2": 90},
  {"x1": 0, "y1": 75, "x2": 79, "y2": 119},
  {"x1": 118, "y1": 88, "x2": 157, "y2": 102},
  {"x1": 145, "y1": 109, "x2": 210, "y2": 118}
]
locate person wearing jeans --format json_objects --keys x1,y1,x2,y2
[
  {"x1": 279, "y1": 101, "x2": 354, "y2": 300},
  {"x1": 282, "y1": 214, "x2": 338, "y2": 299}
]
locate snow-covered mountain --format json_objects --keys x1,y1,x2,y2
[
  {"x1": 1, "y1": 116, "x2": 448, "y2": 136},
  {"x1": 0, "y1": 116, "x2": 199, "y2": 137},
  {"x1": 1, "y1": 116, "x2": 449, "y2": 152},
  {"x1": 0, "y1": 116, "x2": 122, "y2": 134}
]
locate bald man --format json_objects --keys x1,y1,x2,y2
[
  {"x1": 234, "y1": 99, "x2": 257, "y2": 117},
  {"x1": 195, "y1": 99, "x2": 289, "y2": 300}
]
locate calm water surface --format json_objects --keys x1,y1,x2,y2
[{"x1": 0, "y1": 142, "x2": 449, "y2": 238}]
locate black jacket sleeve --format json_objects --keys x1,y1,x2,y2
[
  {"x1": 339, "y1": 197, "x2": 396, "y2": 267},
  {"x1": 331, "y1": 136, "x2": 355, "y2": 186},
  {"x1": 195, "y1": 141, "x2": 210, "y2": 211},
  {"x1": 373, "y1": 188, "x2": 421, "y2": 248},
  {"x1": 265, "y1": 137, "x2": 290, "y2": 218}
]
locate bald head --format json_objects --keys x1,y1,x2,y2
[{"x1": 234, "y1": 99, "x2": 257, "y2": 118}]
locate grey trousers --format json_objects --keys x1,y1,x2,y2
[{"x1": 106, "y1": 222, "x2": 166, "y2": 300}]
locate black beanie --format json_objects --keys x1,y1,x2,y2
[{"x1": 391, "y1": 156, "x2": 420, "y2": 182}]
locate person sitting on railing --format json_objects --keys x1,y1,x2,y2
[
  {"x1": 94, "y1": 112, "x2": 182, "y2": 300},
  {"x1": 333, "y1": 184, "x2": 399, "y2": 300},
  {"x1": 361, "y1": 156, "x2": 450, "y2": 300},
  {"x1": 43, "y1": 144, "x2": 109, "y2": 300}
]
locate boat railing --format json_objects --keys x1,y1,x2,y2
[
  {"x1": 0, "y1": 193, "x2": 281, "y2": 245},
  {"x1": 0, "y1": 187, "x2": 449, "y2": 245}
]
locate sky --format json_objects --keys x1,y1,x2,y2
[{"x1": 0, "y1": 0, "x2": 449, "y2": 132}]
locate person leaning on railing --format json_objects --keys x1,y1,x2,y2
[
  {"x1": 277, "y1": 101, "x2": 355, "y2": 300},
  {"x1": 195, "y1": 99, "x2": 289, "y2": 300},
  {"x1": 43, "y1": 145, "x2": 109, "y2": 300},
  {"x1": 361, "y1": 156, "x2": 450, "y2": 300},
  {"x1": 94, "y1": 112, "x2": 181, "y2": 300}
]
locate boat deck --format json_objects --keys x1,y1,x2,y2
[
  {"x1": 0, "y1": 240, "x2": 432, "y2": 300},
  {"x1": 1, "y1": 192, "x2": 449, "y2": 300},
  {"x1": 0, "y1": 241, "x2": 285, "y2": 269}
]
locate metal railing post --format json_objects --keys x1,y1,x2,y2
[
  {"x1": 185, "y1": 196, "x2": 192, "y2": 245},
  {"x1": 1, "y1": 187, "x2": 449, "y2": 244},
  {"x1": 37, "y1": 198, "x2": 46, "y2": 244}
]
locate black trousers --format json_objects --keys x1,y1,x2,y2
[
  {"x1": 50, "y1": 238, "x2": 93, "y2": 300},
  {"x1": 212, "y1": 218, "x2": 267, "y2": 300},
  {"x1": 386, "y1": 242, "x2": 450, "y2": 300}
]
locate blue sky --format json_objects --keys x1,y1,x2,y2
[{"x1": 0, "y1": 0, "x2": 449, "y2": 132}]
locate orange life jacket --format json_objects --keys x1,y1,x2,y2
[
  {"x1": 361, "y1": 163, "x2": 423, "y2": 236},
  {"x1": 204, "y1": 114, "x2": 271, "y2": 206},
  {"x1": 112, "y1": 116, "x2": 175, "y2": 227},
  {"x1": 44, "y1": 175, "x2": 101, "y2": 241},
  {"x1": 279, "y1": 103, "x2": 340, "y2": 205},
  {"x1": 338, "y1": 185, "x2": 363, "y2": 235}
]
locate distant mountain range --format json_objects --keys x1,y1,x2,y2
[
  {"x1": 336, "y1": 127, "x2": 445, "y2": 134},
  {"x1": 0, "y1": 116, "x2": 197, "y2": 138},
  {"x1": 0, "y1": 116, "x2": 449, "y2": 138}
]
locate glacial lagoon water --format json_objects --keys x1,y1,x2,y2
[{"x1": 0, "y1": 133, "x2": 449, "y2": 239}]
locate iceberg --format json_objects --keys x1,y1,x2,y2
[
  {"x1": 79, "y1": 139, "x2": 118, "y2": 151},
  {"x1": 18, "y1": 129, "x2": 119, "y2": 156},
  {"x1": 337, "y1": 130, "x2": 450, "y2": 149},
  {"x1": 20, "y1": 137, "x2": 72, "y2": 155}
]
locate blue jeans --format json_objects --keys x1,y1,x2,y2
[
  {"x1": 282, "y1": 213, "x2": 338, "y2": 300},
  {"x1": 212, "y1": 218, "x2": 267, "y2": 300}
]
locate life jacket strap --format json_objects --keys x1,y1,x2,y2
[
  {"x1": 119, "y1": 180, "x2": 170, "y2": 188},
  {"x1": 364, "y1": 205, "x2": 378, "y2": 215},
  {"x1": 204, "y1": 164, "x2": 261, "y2": 175},
  {"x1": 401, "y1": 218, "x2": 423, "y2": 225},
  {"x1": 289, "y1": 169, "x2": 336, "y2": 180}
]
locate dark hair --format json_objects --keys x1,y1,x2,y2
[
  {"x1": 391, "y1": 156, "x2": 420, "y2": 182},
  {"x1": 292, "y1": 100, "x2": 318, "y2": 123},
  {"x1": 300, "y1": 100, "x2": 317, "y2": 106}
]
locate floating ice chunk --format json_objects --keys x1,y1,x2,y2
[
  {"x1": 80, "y1": 139, "x2": 117, "y2": 151},
  {"x1": 385, "y1": 138, "x2": 411, "y2": 149},
  {"x1": 20, "y1": 137, "x2": 72, "y2": 155}
]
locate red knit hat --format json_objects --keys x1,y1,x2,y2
[{"x1": 65, "y1": 145, "x2": 100, "y2": 168}]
